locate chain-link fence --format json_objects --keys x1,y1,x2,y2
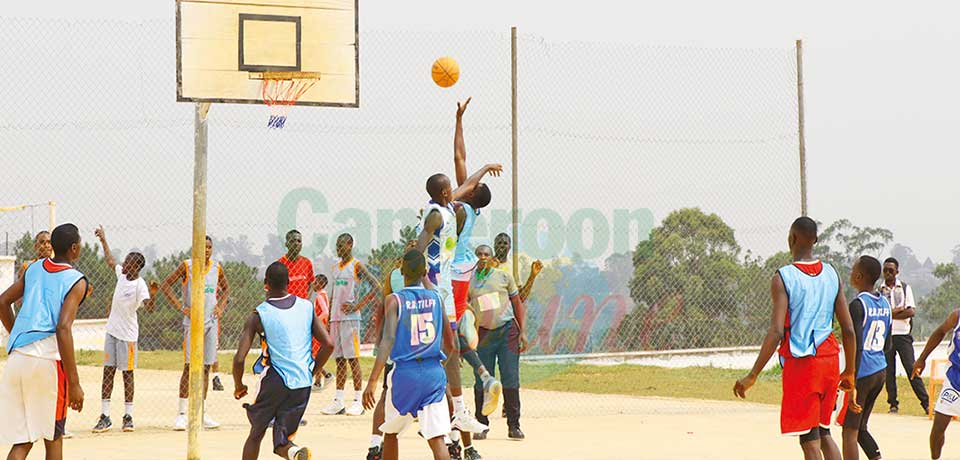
[{"x1": 1, "y1": 17, "x2": 801, "y2": 431}]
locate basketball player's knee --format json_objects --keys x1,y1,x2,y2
[{"x1": 798, "y1": 427, "x2": 821, "y2": 444}]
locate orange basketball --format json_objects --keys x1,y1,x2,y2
[{"x1": 431, "y1": 57, "x2": 460, "y2": 88}]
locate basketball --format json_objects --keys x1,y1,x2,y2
[{"x1": 431, "y1": 56, "x2": 460, "y2": 88}]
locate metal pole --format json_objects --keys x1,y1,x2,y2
[
  {"x1": 511, "y1": 26, "x2": 520, "y2": 285},
  {"x1": 796, "y1": 39, "x2": 808, "y2": 217},
  {"x1": 187, "y1": 102, "x2": 210, "y2": 460},
  {"x1": 48, "y1": 201, "x2": 56, "y2": 231}
]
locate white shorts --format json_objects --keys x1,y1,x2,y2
[
  {"x1": 331, "y1": 320, "x2": 361, "y2": 359},
  {"x1": 183, "y1": 323, "x2": 219, "y2": 366},
  {"x1": 935, "y1": 377, "x2": 960, "y2": 417},
  {"x1": 379, "y1": 369, "x2": 451, "y2": 440},
  {"x1": 0, "y1": 352, "x2": 67, "y2": 444}
]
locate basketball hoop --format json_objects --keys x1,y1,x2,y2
[{"x1": 250, "y1": 72, "x2": 320, "y2": 129}]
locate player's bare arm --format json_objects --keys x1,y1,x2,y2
[
  {"x1": 734, "y1": 274, "x2": 788, "y2": 399},
  {"x1": 417, "y1": 210, "x2": 444, "y2": 253},
  {"x1": 914, "y1": 309, "x2": 960, "y2": 379},
  {"x1": 363, "y1": 294, "x2": 399, "y2": 411},
  {"x1": 358, "y1": 263, "x2": 383, "y2": 302},
  {"x1": 834, "y1": 279, "x2": 857, "y2": 392},
  {"x1": 312, "y1": 313, "x2": 334, "y2": 378},
  {"x1": 95, "y1": 225, "x2": 117, "y2": 269},
  {"x1": 215, "y1": 266, "x2": 230, "y2": 318},
  {"x1": 441, "y1": 305, "x2": 456, "y2": 358},
  {"x1": 454, "y1": 97, "x2": 471, "y2": 186},
  {"x1": 58, "y1": 278, "x2": 89, "y2": 412},
  {"x1": 232, "y1": 312, "x2": 263, "y2": 400},
  {"x1": 451, "y1": 164, "x2": 502, "y2": 202},
  {"x1": 0, "y1": 276, "x2": 25, "y2": 333},
  {"x1": 159, "y1": 262, "x2": 188, "y2": 315},
  {"x1": 518, "y1": 260, "x2": 543, "y2": 303}
]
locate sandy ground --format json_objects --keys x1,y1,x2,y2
[{"x1": 3, "y1": 365, "x2": 960, "y2": 459}]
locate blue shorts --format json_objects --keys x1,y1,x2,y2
[{"x1": 390, "y1": 359, "x2": 446, "y2": 416}]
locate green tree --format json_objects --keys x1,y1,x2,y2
[
  {"x1": 815, "y1": 219, "x2": 893, "y2": 298},
  {"x1": 916, "y1": 263, "x2": 960, "y2": 337}
]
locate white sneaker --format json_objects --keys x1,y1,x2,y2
[
  {"x1": 345, "y1": 400, "x2": 365, "y2": 416},
  {"x1": 203, "y1": 414, "x2": 220, "y2": 430},
  {"x1": 481, "y1": 378, "x2": 503, "y2": 417},
  {"x1": 320, "y1": 399, "x2": 345, "y2": 415},
  {"x1": 61, "y1": 430, "x2": 75, "y2": 439},
  {"x1": 452, "y1": 408, "x2": 488, "y2": 433},
  {"x1": 172, "y1": 414, "x2": 187, "y2": 431}
]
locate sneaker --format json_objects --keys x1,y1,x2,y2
[
  {"x1": 324, "y1": 370, "x2": 334, "y2": 379},
  {"x1": 451, "y1": 409, "x2": 488, "y2": 434},
  {"x1": 448, "y1": 440, "x2": 463, "y2": 460},
  {"x1": 203, "y1": 414, "x2": 220, "y2": 430},
  {"x1": 293, "y1": 446, "x2": 311, "y2": 460},
  {"x1": 92, "y1": 414, "x2": 112, "y2": 433},
  {"x1": 312, "y1": 378, "x2": 325, "y2": 392},
  {"x1": 122, "y1": 414, "x2": 135, "y2": 432},
  {"x1": 62, "y1": 430, "x2": 74, "y2": 439},
  {"x1": 464, "y1": 446, "x2": 484, "y2": 460},
  {"x1": 481, "y1": 378, "x2": 502, "y2": 417},
  {"x1": 172, "y1": 414, "x2": 187, "y2": 431},
  {"x1": 345, "y1": 400, "x2": 365, "y2": 416},
  {"x1": 212, "y1": 376, "x2": 224, "y2": 391},
  {"x1": 889, "y1": 405, "x2": 899, "y2": 414},
  {"x1": 472, "y1": 429, "x2": 489, "y2": 440},
  {"x1": 366, "y1": 445, "x2": 382, "y2": 460},
  {"x1": 321, "y1": 400, "x2": 345, "y2": 415},
  {"x1": 508, "y1": 426, "x2": 525, "y2": 440}
]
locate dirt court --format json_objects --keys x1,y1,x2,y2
[{"x1": 5, "y1": 365, "x2": 960, "y2": 459}]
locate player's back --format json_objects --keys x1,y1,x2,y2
[
  {"x1": 390, "y1": 286, "x2": 445, "y2": 364},
  {"x1": 256, "y1": 295, "x2": 315, "y2": 389},
  {"x1": 418, "y1": 202, "x2": 457, "y2": 285},
  {"x1": 8, "y1": 259, "x2": 85, "y2": 353},
  {"x1": 855, "y1": 292, "x2": 892, "y2": 379},
  {"x1": 777, "y1": 260, "x2": 840, "y2": 359}
]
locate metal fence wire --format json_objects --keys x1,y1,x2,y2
[{"x1": 0, "y1": 18, "x2": 801, "y2": 429}]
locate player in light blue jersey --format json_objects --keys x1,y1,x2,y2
[
  {"x1": 363, "y1": 250, "x2": 456, "y2": 460},
  {"x1": 836, "y1": 256, "x2": 891, "y2": 460}
]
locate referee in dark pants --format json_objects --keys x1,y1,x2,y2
[{"x1": 881, "y1": 257, "x2": 929, "y2": 414}]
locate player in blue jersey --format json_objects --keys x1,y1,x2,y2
[
  {"x1": 735, "y1": 217, "x2": 858, "y2": 460},
  {"x1": 362, "y1": 249, "x2": 456, "y2": 460},
  {"x1": 232, "y1": 261, "x2": 334, "y2": 460},
  {"x1": 835, "y1": 255, "x2": 891, "y2": 460},
  {"x1": 0, "y1": 223, "x2": 88, "y2": 460},
  {"x1": 913, "y1": 294, "x2": 960, "y2": 459}
]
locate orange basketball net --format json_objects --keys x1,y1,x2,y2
[{"x1": 256, "y1": 72, "x2": 320, "y2": 129}]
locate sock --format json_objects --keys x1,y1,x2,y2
[
  {"x1": 334, "y1": 389, "x2": 344, "y2": 402},
  {"x1": 444, "y1": 435, "x2": 451, "y2": 445},
  {"x1": 450, "y1": 430, "x2": 461, "y2": 443},
  {"x1": 370, "y1": 434, "x2": 382, "y2": 448},
  {"x1": 453, "y1": 395, "x2": 466, "y2": 413},
  {"x1": 286, "y1": 446, "x2": 301, "y2": 460},
  {"x1": 102, "y1": 400, "x2": 110, "y2": 416},
  {"x1": 125, "y1": 402, "x2": 134, "y2": 416},
  {"x1": 178, "y1": 398, "x2": 188, "y2": 415},
  {"x1": 355, "y1": 391, "x2": 363, "y2": 402}
]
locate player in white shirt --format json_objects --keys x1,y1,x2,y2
[{"x1": 91, "y1": 226, "x2": 156, "y2": 433}]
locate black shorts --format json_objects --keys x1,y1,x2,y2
[
  {"x1": 382, "y1": 362, "x2": 394, "y2": 391},
  {"x1": 245, "y1": 367, "x2": 311, "y2": 450},
  {"x1": 841, "y1": 369, "x2": 885, "y2": 430}
]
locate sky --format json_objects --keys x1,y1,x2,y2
[{"x1": 4, "y1": 0, "x2": 959, "y2": 263}]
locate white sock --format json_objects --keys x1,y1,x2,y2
[
  {"x1": 286, "y1": 446, "x2": 301, "y2": 460},
  {"x1": 178, "y1": 398, "x2": 188, "y2": 414},
  {"x1": 444, "y1": 435, "x2": 451, "y2": 445},
  {"x1": 450, "y1": 430, "x2": 461, "y2": 442},
  {"x1": 102, "y1": 400, "x2": 110, "y2": 416},
  {"x1": 354, "y1": 391, "x2": 363, "y2": 402},
  {"x1": 370, "y1": 434, "x2": 382, "y2": 448},
  {"x1": 125, "y1": 402, "x2": 134, "y2": 416},
  {"x1": 334, "y1": 389, "x2": 344, "y2": 402},
  {"x1": 453, "y1": 395, "x2": 466, "y2": 413}
]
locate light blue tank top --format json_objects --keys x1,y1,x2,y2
[
  {"x1": 8, "y1": 259, "x2": 86, "y2": 353},
  {"x1": 856, "y1": 292, "x2": 891, "y2": 379},
  {"x1": 778, "y1": 262, "x2": 839, "y2": 358},
  {"x1": 390, "y1": 287, "x2": 445, "y2": 364},
  {"x1": 453, "y1": 202, "x2": 478, "y2": 265},
  {"x1": 256, "y1": 296, "x2": 315, "y2": 389}
]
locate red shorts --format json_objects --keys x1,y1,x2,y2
[
  {"x1": 452, "y1": 280, "x2": 470, "y2": 321},
  {"x1": 780, "y1": 352, "x2": 840, "y2": 435}
]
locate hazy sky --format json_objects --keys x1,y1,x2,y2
[{"x1": 6, "y1": 1, "x2": 960, "y2": 262}]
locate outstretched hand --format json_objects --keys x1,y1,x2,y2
[
  {"x1": 94, "y1": 225, "x2": 106, "y2": 241},
  {"x1": 485, "y1": 164, "x2": 503, "y2": 177},
  {"x1": 457, "y1": 97, "x2": 472, "y2": 118}
]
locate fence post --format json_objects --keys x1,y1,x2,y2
[
  {"x1": 187, "y1": 102, "x2": 210, "y2": 460},
  {"x1": 511, "y1": 26, "x2": 520, "y2": 285},
  {"x1": 796, "y1": 39, "x2": 807, "y2": 217}
]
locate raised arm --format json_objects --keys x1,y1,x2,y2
[
  {"x1": 0, "y1": 276, "x2": 25, "y2": 333},
  {"x1": 58, "y1": 278, "x2": 89, "y2": 413},
  {"x1": 363, "y1": 294, "x2": 399, "y2": 410},
  {"x1": 454, "y1": 98, "x2": 471, "y2": 186},
  {"x1": 834, "y1": 280, "x2": 857, "y2": 392},
  {"x1": 95, "y1": 225, "x2": 116, "y2": 269},
  {"x1": 518, "y1": 260, "x2": 543, "y2": 303},
  {"x1": 914, "y1": 309, "x2": 960, "y2": 378},
  {"x1": 451, "y1": 164, "x2": 503, "y2": 202},
  {"x1": 232, "y1": 312, "x2": 262, "y2": 399},
  {"x1": 158, "y1": 262, "x2": 188, "y2": 315},
  {"x1": 734, "y1": 274, "x2": 788, "y2": 398}
]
